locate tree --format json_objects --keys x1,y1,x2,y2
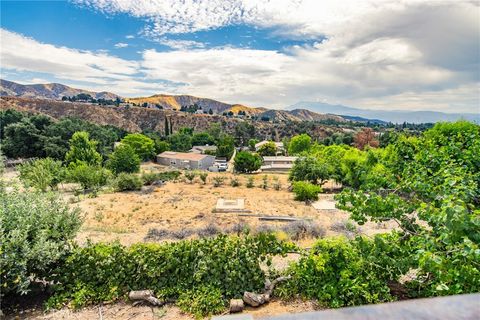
[
  {"x1": 354, "y1": 128, "x2": 379, "y2": 150},
  {"x1": 289, "y1": 156, "x2": 330, "y2": 185},
  {"x1": 65, "y1": 131, "x2": 102, "y2": 166},
  {"x1": 121, "y1": 133, "x2": 156, "y2": 161},
  {"x1": 18, "y1": 158, "x2": 65, "y2": 192},
  {"x1": 1, "y1": 190, "x2": 81, "y2": 295},
  {"x1": 67, "y1": 162, "x2": 111, "y2": 194},
  {"x1": 2, "y1": 120, "x2": 43, "y2": 158},
  {"x1": 106, "y1": 144, "x2": 141, "y2": 175},
  {"x1": 288, "y1": 134, "x2": 312, "y2": 155},
  {"x1": 234, "y1": 122, "x2": 256, "y2": 146},
  {"x1": 216, "y1": 135, "x2": 235, "y2": 160},
  {"x1": 207, "y1": 123, "x2": 222, "y2": 142},
  {"x1": 257, "y1": 141, "x2": 277, "y2": 156},
  {"x1": 192, "y1": 132, "x2": 215, "y2": 146},
  {"x1": 248, "y1": 138, "x2": 259, "y2": 151},
  {"x1": 234, "y1": 151, "x2": 262, "y2": 173},
  {"x1": 292, "y1": 181, "x2": 322, "y2": 202},
  {"x1": 168, "y1": 133, "x2": 193, "y2": 152}
]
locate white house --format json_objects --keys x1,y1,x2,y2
[
  {"x1": 261, "y1": 156, "x2": 298, "y2": 172},
  {"x1": 156, "y1": 151, "x2": 215, "y2": 170}
]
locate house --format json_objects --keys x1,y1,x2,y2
[
  {"x1": 189, "y1": 145, "x2": 217, "y2": 154},
  {"x1": 261, "y1": 156, "x2": 298, "y2": 172},
  {"x1": 156, "y1": 151, "x2": 215, "y2": 170},
  {"x1": 255, "y1": 140, "x2": 285, "y2": 153}
]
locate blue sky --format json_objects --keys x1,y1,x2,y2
[{"x1": 1, "y1": 0, "x2": 479, "y2": 113}]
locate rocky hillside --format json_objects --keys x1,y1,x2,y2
[
  {"x1": 1, "y1": 97, "x2": 338, "y2": 140},
  {"x1": 0, "y1": 79, "x2": 119, "y2": 100}
]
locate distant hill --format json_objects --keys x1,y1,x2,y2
[
  {"x1": 0, "y1": 79, "x2": 119, "y2": 100},
  {"x1": 289, "y1": 101, "x2": 479, "y2": 124}
]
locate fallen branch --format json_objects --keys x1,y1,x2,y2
[
  {"x1": 242, "y1": 276, "x2": 291, "y2": 308},
  {"x1": 128, "y1": 290, "x2": 164, "y2": 307}
]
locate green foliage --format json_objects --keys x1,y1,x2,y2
[
  {"x1": 2, "y1": 119, "x2": 44, "y2": 159},
  {"x1": 121, "y1": 133, "x2": 156, "y2": 161},
  {"x1": 168, "y1": 132, "x2": 193, "y2": 152},
  {"x1": 234, "y1": 151, "x2": 262, "y2": 173},
  {"x1": 1, "y1": 190, "x2": 81, "y2": 296},
  {"x1": 65, "y1": 131, "x2": 102, "y2": 166},
  {"x1": 234, "y1": 122, "x2": 256, "y2": 146},
  {"x1": 141, "y1": 171, "x2": 181, "y2": 185},
  {"x1": 192, "y1": 132, "x2": 215, "y2": 146},
  {"x1": 292, "y1": 181, "x2": 322, "y2": 202},
  {"x1": 184, "y1": 171, "x2": 197, "y2": 183},
  {"x1": 288, "y1": 134, "x2": 311, "y2": 155},
  {"x1": 289, "y1": 156, "x2": 330, "y2": 185},
  {"x1": 246, "y1": 176, "x2": 255, "y2": 188},
  {"x1": 47, "y1": 234, "x2": 293, "y2": 315},
  {"x1": 114, "y1": 173, "x2": 143, "y2": 191},
  {"x1": 18, "y1": 158, "x2": 65, "y2": 191},
  {"x1": 273, "y1": 176, "x2": 281, "y2": 190},
  {"x1": 257, "y1": 141, "x2": 277, "y2": 156},
  {"x1": 106, "y1": 144, "x2": 140, "y2": 175},
  {"x1": 216, "y1": 135, "x2": 235, "y2": 160},
  {"x1": 279, "y1": 237, "x2": 393, "y2": 308},
  {"x1": 230, "y1": 176, "x2": 240, "y2": 187},
  {"x1": 199, "y1": 172, "x2": 208, "y2": 184},
  {"x1": 212, "y1": 176, "x2": 225, "y2": 187},
  {"x1": 177, "y1": 286, "x2": 226, "y2": 319},
  {"x1": 262, "y1": 175, "x2": 269, "y2": 189},
  {"x1": 248, "y1": 138, "x2": 259, "y2": 151},
  {"x1": 67, "y1": 162, "x2": 111, "y2": 193}
]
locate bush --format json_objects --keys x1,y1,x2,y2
[
  {"x1": 177, "y1": 286, "x2": 226, "y2": 319},
  {"x1": 257, "y1": 141, "x2": 277, "y2": 156},
  {"x1": 18, "y1": 158, "x2": 65, "y2": 192},
  {"x1": 67, "y1": 162, "x2": 111, "y2": 194},
  {"x1": 262, "y1": 175, "x2": 269, "y2": 189},
  {"x1": 65, "y1": 131, "x2": 102, "y2": 166},
  {"x1": 282, "y1": 220, "x2": 326, "y2": 240},
  {"x1": 212, "y1": 176, "x2": 225, "y2": 187},
  {"x1": 230, "y1": 176, "x2": 240, "y2": 187},
  {"x1": 197, "y1": 223, "x2": 221, "y2": 238},
  {"x1": 114, "y1": 173, "x2": 143, "y2": 191},
  {"x1": 292, "y1": 181, "x2": 322, "y2": 202},
  {"x1": 106, "y1": 144, "x2": 140, "y2": 175},
  {"x1": 199, "y1": 172, "x2": 208, "y2": 184},
  {"x1": 184, "y1": 171, "x2": 196, "y2": 183},
  {"x1": 141, "y1": 171, "x2": 181, "y2": 185},
  {"x1": 234, "y1": 151, "x2": 262, "y2": 173},
  {"x1": 278, "y1": 237, "x2": 393, "y2": 308},
  {"x1": 1, "y1": 190, "x2": 81, "y2": 296},
  {"x1": 246, "y1": 176, "x2": 255, "y2": 188},
  {"x1": 273, "y1": 176, "x2": 281, "y2": 190},
  {"x1": 47, "y1": 234, "x2": 293, "y2": 314}
]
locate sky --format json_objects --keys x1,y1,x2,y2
[{"x1": 0, "y1": 0, "x2": 479, "y2": 113}]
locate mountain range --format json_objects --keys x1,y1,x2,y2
[
  {"x1": 288, "y1": 101, "x2": 479, "y2": 124},
  {"x1": 1, "y1": 79, "x2": 477, "y2": 124}
]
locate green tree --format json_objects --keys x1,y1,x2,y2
[
  {"x1": 121, "y1": 133, "x2": 156, "y2": 161},
  {"x1": 2, "y1": 120, "x2": 43, "y2": 158},
  {"x1": 18, "y1": 158, "x2": 65, "y2": 192},
  {"x1": 65, "y1": 131, "x2": 102, "y2": 166},
  {"x1": 292, "y1": 181, "x2": 322, "y2": 202},
  {"x1": 289, "y1": 156, "x2": 330, "y2": 185},
  {"x1": 288, "y1": 134, "x2": 312, "y2": 155},
  {"x1": 168, "y1": 132, "x2": 193, "y2": 152},
  {"x1": 192, "y1": 132, "x2": 215, "y2": 146},
  {"x1": 257, "y1": 141, "x2": 277, "y2": 156},
  {"x1": 248, "y1": 138, "x2": 259, "y2": 151},
  {"x1": 67, "y1": 162, "x2": 111, "y2": 194},
  {"x1": 234, "y1": 151, "x2": 262, "y2": 173},
  {"x1": 106, "y1": 144, "x2": 141, "y2": 175},
  {"x1": 216, "y1": 135, "x2": 235, "y2": 160}
]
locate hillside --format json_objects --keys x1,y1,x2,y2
[
  {"x1": 289, "y1": 101, "x2": 480, "y2": 124},
  {"x1": 125, "y1": 94, "x2": 233, "y2": 113},
  {"x1": 0, "y1": 79, "x2": 119, "y2": 100}
]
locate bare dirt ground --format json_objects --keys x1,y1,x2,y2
[{"x1": 72, "y1": 163, "x2": 392, "y2": 246}]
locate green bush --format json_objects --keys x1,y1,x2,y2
[
  {"x1": 106, "y1": 144, "x2": 140, "y2": 175},
  {"x1": 230, "y1": 176, "x2": 240, "y2": 187},
  {"x1": 292, "y1": 181, "x2": 322, "y2": 202},
  {"x1": 47, "y1": 234, "x2": 294, "y2": 315},
  {"x1": 67, "y1": 162, "x2": 111, "y2": 194},
  {"x1": 212, "y1": 176, "x2": 225, "y2": 187},
  {"x1": 184, "y1": 171, "x2": 196, "y2": 183},
  {"x1": 177, "y1": 286, "x2": 226, "y2": 319},
  {"x1": 1, "y1": 190, "x2": 81, "y2": 296},
  {"x1": 114, "y1": 173, "x2": 143, "y2": 191},
  {"x1": 121, "y1": 133, "x2": 156, "y2": 161},
  {"x1": 65, "y1": 131, "x2": 102, "y2": 166},
  {"x1": 234, "y1": 151, "x2": 262, "y2": 173},
  {"x1": 278, "y1": 237, "x2": 393, "y2": 308},
  {"x1": 18, "y1": 158, "x2": 65, "y2": 191},
  {"x1": 199, "y1": 172, "x2": 208, "y2": 184},
  {"x1": 246, "y1": 176, "x2": 255, "y2": 188},
  {"x1": 141, "y1": 171, "x2": 181, "y2": 185}
]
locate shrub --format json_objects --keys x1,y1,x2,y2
[
  {"x1": 141, "y1": 171, "x2": 181, "y2": 185},
  {"x1": 278, "y1": 237, "x2": 393, "y2": 308},
  {"x1": 292, "y1": 181, "x2": 322, "y2": 202},
  {"x1": 114, "y1": 173, "x2": 143, "y2": 191},
  {"x1": 262, "y1": 175, "x2": 269, "y2": 189},
  {"x1": 234, "y1": 151, "x2": 262, "y2": 173},
  {"x1": 246, "y1": 176, "x2": 255, "y2": 188},
  {"x1": 257, "y1": 141, "x2": 277, "y2": 156},
  {"x1": 1, "y1": 190, "x2": 81, "y2": 296},
  {"x1": 144, "y1": 228, "x2": 170, "y2": 241},
  {"x1": 177, "y1": 286, "x2": 226, "y2": 319},
  {"x1": 65, "y1": 131, "x2": 102, "y2": 166},
  {"x1": 212, "y1": 176, "x2": 225, "y2": 187},
  {"x1": 18, "y1": 158, "x2": 65, "y2": 192},
  {"x1": 106, "y1": 144, "x2": 140, "y2": 175},
  {"x1": 282, "y1": 220, "x2": 326, "y2": 240},
  {"x1": 184, "y1": 171, "x2": 196, "y2": 183},
  {"x1": 67, "y1": 162, "x2": 111, "y2": 194},
  {"x1": 171, "y1": 229, "x2": 194, "y2": 240},
  {"x1": 272, "y1": 176, "x2": 281, "y2": 190},
  {"x1": 197, "y1": 223, "x2": 221, "y2": 238},
  {"x1": 230, "y1": 176, "x2": 240, "y2": 187},
  {"x1": 199, "y1": 172, "x2": 208, "y2": 184}
]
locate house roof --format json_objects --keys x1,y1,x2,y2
[
  {"x1": 157, "y1": 151, "x2": 212, "y2": 161},
  {"x1": 262, "y1": 156, "x2": 298, "y2": 162}
]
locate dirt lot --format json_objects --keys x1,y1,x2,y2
[{"x1": 71, "y1": 163, "x2": 392, "y2": 246}]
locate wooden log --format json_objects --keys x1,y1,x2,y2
[
  {"x1": 128, "y1": 290, "x2": 164, "y2": 306},
  {"x1": 229, "y1": 299, "x2": 244, "y2": 313},
  {"x1": 242, "y1": 276, "x2": 291, "y2": 307}
]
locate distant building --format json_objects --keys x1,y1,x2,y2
[
  {"x1": 156, "y1": 151, "x2": 215, "y2": 170},
  {"x1": 255, "y1": 140, "x2": 285, "y2": 152},
  {"x1": 189, "y1": 145, "x2": 217, "y2": 154},
  {"x1": 261, "y1": 156, "x2": 298, "y2": 172}
]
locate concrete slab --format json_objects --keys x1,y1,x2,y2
[
  {"x1": 311, "y1": 199, "x2": 337, "y2": 210},
  {"x1": 216, "y1": 198, "x2": 245, "y2": 211}
]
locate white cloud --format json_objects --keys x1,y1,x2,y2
[
  {"x1": 156, "y1": 38, "x2": 205, "y2": 50},
  {"x1": 125, "y1": 34, "x2": 135, "y2": 39},
  {"x1": 114, "y1": 42, "x2": 129, "y2": 48}
]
